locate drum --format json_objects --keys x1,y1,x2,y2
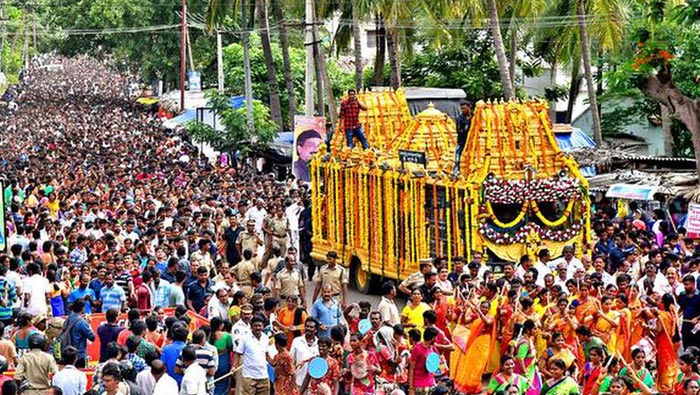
[
  {"x1": 426, "y1": 352, "x2": 440, "y2": 373},
  {"x1": 308, "y1": 357, "x2": 329, "y2": 379}
]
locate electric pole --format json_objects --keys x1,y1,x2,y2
[
  {"x1": 304, "y1": 0, "x2": 315, "y2": 116},
  {"x1": 217, "y1": 31, "x2": 224, "y2": 93}
]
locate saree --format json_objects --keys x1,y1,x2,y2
[
  {"x1": 547, "y1": 348, "x2": 577, "y2": 372},
  {"x1": 487, "y1": 373, "x2": 527, "y2": 395},
  {"x1": 629, "y1": 300, "x2": 644, "y2": 350},
  {"x1": 581, "y1": 363, "x2": 600, "y2": 395},
  {"x1": 615, "y1": 307, "x2": 632, "y2": 363},
  {"x1": 657, "y1": 309, "x2": 679, "y2": 394},
  {"x1": 541, "y1": 377, "x2": 580, "y2": 395},
  {"x1": 593, "y1": 311, "x2": 618, "y2": 352},
  {"x1": 574, "y1": 298, "x2": 597, "y2": 324},
  {"x1": 675, "y1": 373, "x2": 700, "y2": 395},
  {"x1": 515, "y1": 337, "x2": 542, "y2": 395},
  {"x1": 452, "y1": 314, "x2": 497, "y2": 394}
]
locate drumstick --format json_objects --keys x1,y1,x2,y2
[{"x1": 604, "y1": 353, "x2": 615, "y2": 368}]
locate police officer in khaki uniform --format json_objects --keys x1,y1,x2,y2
[
  {"x1": 312, "y1": 251, "x2": 349, "y2": 307},
  {"x1": 262, "y1": 206, "x2": 289, "y2": 265},
  {"x1": 398, "y1": 259, "x2": 434, "y2": 296},
  {"x1": 275, "y1": 255, "x2": 306, "y2": 306},
  {"x1": 232, "y1": 249, "x2": 257, "y2": 297},
  {"x1": 236, "y1": 219, "x2": 263, "y2": 259}
]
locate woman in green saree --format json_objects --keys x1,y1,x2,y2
[{"x1": 541, "y1": 359, "x2": 580, "y2": 395}]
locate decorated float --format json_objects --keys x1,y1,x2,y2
[{"x1": 310, "y1": 92, "x2": 590, "y2": 292}]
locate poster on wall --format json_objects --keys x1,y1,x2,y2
[
  {"x1": 293, "y1": 116, "x2": 326, "y2": 182},
  {"x1": 0, "y1": 182, "x2": 5, "y2": 252},
  {"x1": 686, "y1": 203, "x2": 700, "y2": 239}
]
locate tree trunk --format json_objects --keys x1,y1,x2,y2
[
  {"x1": 387, "y1": 27, "x2": 401, "y2": 89},
  {"x1": 661, "y1": 104, "x2": 673, "y2": 156},
  {"x1": 509, "y1": 24, "x2": 517, "y2": 89},
  {"x1": 641, "y1": 72, "x2": 700, "y2": 178},
  {"x1": 566, "y1": 60, "x2": 581, "y2": 124},
  {"x1": 577, "y1": 0, "x2": 603, "y2": 145},
  {"x1": 317, "y1": 43, "x2": 338, "y2": 127},
  {"x1": 351, "y1": 0, "x2": 363, "y2": 89},
  {"x1": 271, "y1": 0, "x2": 296, "y2": 127},
  {"x1": 550, "y1": 60, "x2": 558, "y2": 122},
  {"x1": 256, "y1": 0, "x2": 283, "y2": 130},
  {"x1": 486, "y1": 0, "x2": 514, "y2": 99},
  {"x1": 373, "y1": 14, "x2": 386, "y2": 87}
]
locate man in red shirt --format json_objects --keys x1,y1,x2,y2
[{"x1": 339, "y1": 89, "x2": 370, "y2": 149}]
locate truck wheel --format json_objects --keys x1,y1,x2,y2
[{"x1": 351, "y1": 257, "x2": 372, "y2": 294}]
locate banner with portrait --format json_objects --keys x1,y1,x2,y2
[{"x1": 293, "y1": 116, "x2": 327, "y2": 182}]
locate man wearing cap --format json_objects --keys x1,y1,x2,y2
[
  {"x1": 245, "y1": 199, "x2": 267, "y2": 235},
  {"x1": 233, "y1": 249, "x2": 257, "y2": 297},
  {"x1": 232, "y1": 315, "x2": 270, "y2": 395},
  {"x1": 232, "y1": 304, "x2": 254, "y2": 349},
  {"x1": 312, "y1": 251, "x2": 349, "y2": 308},
  {"x1": 236, "y1": 220, "x2": 263, "y2": 260}
]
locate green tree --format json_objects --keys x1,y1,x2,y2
[
  {"x1": 222, "y1": 34, "x2": 353, "y2": 128},
  {"x1": 186, "y1": 90, "x2": 277, "y2": 154},
  {"x1": 398, "y1": 30, "x2": 503, "y2": 102}
]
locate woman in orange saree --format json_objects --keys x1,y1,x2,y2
[
  {"x1": 574, "y1": 284, "x2": 597, "y2": 325},
  {"x1": 614, "y1": 293, "x2": 633, "y2": 363},
  {"x1": 657, "y1": 293, "x2": 680, "y2": 394},
  {"x1": 592, "y1": 296, "x2": 620, "y2": 352},
  {"x1": 452, "y1": 300, "x2": 497, "y2": 394},
  {"x1": 628, "y1": 284, "x2": 649, "y2": 349}
]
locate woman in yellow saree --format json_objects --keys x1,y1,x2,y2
[
  {"x1": 656, "y1": 293, "x2": 680, "y2": 394},
  {"x1": 540, "y1": 332, "x2": 578, "y2": 379},
  {"x1": 573, "y1": 284, "x2": 597, "y2": 325},
  {"x1": 452, "y1": 299, "x2": 497, "y2": 394},
  {"x1": 592, "y1": 296, "x2": 620, "y2": 352},
  {"x1": 614, "y1": 293, "x2": 632, "y2": 363}
]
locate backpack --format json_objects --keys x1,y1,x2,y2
[{"x1": 53, "y1": 315, "x2": 81, "y2": 362}]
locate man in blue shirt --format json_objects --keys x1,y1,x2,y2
[
  {"x1": 100, "y1": 271, "x2": 126, "y2": 313},
  {"x1": 65, "y1": 298, "x2": 96, "y2": 368},
  {"x1": 453, "y1": 101, "x2": 472, "y2": 175},
  {"x1": 186, "y1": 267, "x2": 213, "y2": 313},
  {"x1": 89, "y1": 267, "x2": 106, "y2": 311},
  {"x1": 68, "y1": 274, "x2": 96, "y2": 314},
  {"x1": 161, "y1": 322, "x2": 189, "y2": 386},
  {"x1": 310, "y1": 284, "x2": 342, "y2": 338},
  {"x1": 679, "y1": 275, "x2": 700, "y2": 349}
]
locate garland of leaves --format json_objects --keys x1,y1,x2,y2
[{"x1": 479, "y1": 220, "x2": 585, "y2": 244}]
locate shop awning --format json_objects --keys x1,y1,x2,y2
[{"x1": 605, "y1": 183, "x2": 659, "y2": 200}]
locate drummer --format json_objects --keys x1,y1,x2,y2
[{"x1": 409, "y1": 327, "x2": 440, "y2": 395}]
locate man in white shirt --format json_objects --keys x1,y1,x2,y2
[
  {"x1": 377, "y1": 281, "x2": 401, "y2": 326},
  {"x1": 232, "y1": 304, "x2": 253, "y2": 349},
  {"x1": 207, "y1": 288, "x2": 230, "y2": 321},
  {"x1": 51, "y1": 346, "x2": 87, "y2": 395},
  {"x1": 637, "y1": 263, "x2": 670, "y2": 295},
  {"x1": 22, "y1": 262, "x2": 50, "y2": 316},
  {"x1": 233, "y1": 315, "x2": 270, "y2": 395},
  {"x1": 152, "y1": 360, "x2": 179, "y2": 395},
  {"x1": 180, "y1": 346, "x2": 207, "y2": 395},
  {"x1": 290, "y1": 317, "x2": 320, "y2": 387},
  {"x1": 245, "y1": 199, "x2": 268, "y2": 235},
  {"x1": 285, "y1": 198, "x2": 302, "y2": 253},
  {"x1": 548, "y1": 245, "x2": 584, "y2": 273}
]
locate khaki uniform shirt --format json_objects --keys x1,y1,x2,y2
[
  {"x1": 313, "y1": 265, "x2": 348, "y2": 296},
  {"x1": 276, "y1": 268, "x2": 304, "y2": 297},
  {"x1": 237, "y1": 231, "x2": 260, "y2": 256},
  {"x1": 234, "y1": 259, "x2": 257, "y2": 286},
  {"x1": 400, "y1": 271, "x2": 424, "y2": 291},
  {"x1": 15, "y1": 349, "x2": 58, "y2": 393}
]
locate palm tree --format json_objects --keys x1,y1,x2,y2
[
  {"x1": 256, "y1": 0, "x2": 283, "y2": 129},
  {"x1": 486, "y1": 0, "x2": 515, "y2": 98},
  {"x1": 577, "y1": 0, "x2": 602, "y2": 144},
  {"x1": 351, "y1": 0, "x2": 364, "y2": 89},
  {"x1": 271, "y1": 0, "x2": 296, "y2": 126},
  {"x1": 207, "y1": 0, "x2": 283, "y2": 130}
]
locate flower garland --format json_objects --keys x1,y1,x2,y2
[
  {"x1": 531, "y1": 198, "x2": 575, "y2": 228},
  {"x1": 483, "y1": 175, "x2": 581, "y2": 204},
  {"x1": 485, "y1": 200, "x2": 529, "y2": 228},
  {"x1": 479, "y1": 220, "x2": 584, "y2": 244}
]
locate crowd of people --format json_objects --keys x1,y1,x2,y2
[{"x1": 0, "y1": 56, "x2": 698, "y2": 395}]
